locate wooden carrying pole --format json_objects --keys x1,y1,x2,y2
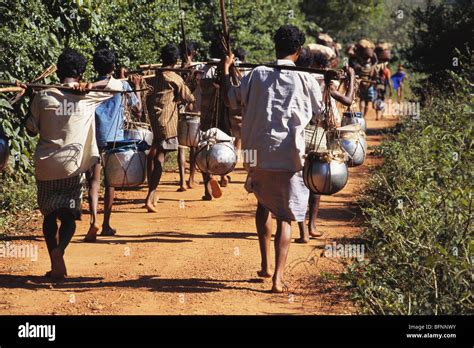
[
  {"x1": 178, "y1": 0, "x2": 190, "y2": 64},
  {"x1": 0, "y1": 81, "x2": 149, "y2": 94},
  {"x1": 219, "y1": 0, "x2": 231, "y2": 54},
  {"x1": 205, "y1": 60, "x2": 345, "y2": 79}
]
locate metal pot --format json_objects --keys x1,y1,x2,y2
[
  {"x1": 195, "y1": 141, "x2": 237, "y2": 176},
  {"x1": 341, "y1": 111, "x2": 367, "y2": 133},
  {"x1": 338, "y1": 124, "x2": 368, "y2": 167},
  {"x1": 124, "y1": 127, "x2": 153, "y2": 147},
  {"x1": 303, "y1": 150, "x2": 348, "y2": 195},
  {"x1": 103, "y1": 141, "x2": 147, "y2": 188},
  {"x1": 0, "y1": 128, "x2": 9, "y2": 172},
  {"x1": 178, "y1": 113, "x2": 201, "y2": 147}
]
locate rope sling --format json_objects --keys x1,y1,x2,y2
[{"x1": 103, "y1": 77, "x2": 150, "y2": 188}]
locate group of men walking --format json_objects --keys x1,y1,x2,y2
[{"x1": 25, "y1": 24, "x2": 362, "y2": 292}]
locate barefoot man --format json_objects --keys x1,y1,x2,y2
[
  {"x1": 26, "y1": 49, "x2": 114, "y2": 279},
  {"x1": 145, "y1": 44, "x2": 195, "y2": 212},
  {"x1": 223, "y1": 25, "x2": 323, "y2": 292},
  {"x1": 84, "y1": 48, "x2": 142, "y2": 242}
]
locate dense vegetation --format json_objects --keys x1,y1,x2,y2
[
  {"x1": 344, "y1": 0, "x2": 473, "y2": 314},
  {"x1": 346, "y1": 77, "x2": 473, "y2": 314}
]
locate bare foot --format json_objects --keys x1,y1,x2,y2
[
  {"x1": 202, "y1": 194, "x2": 212, "y2": 201},
  {"x1": 294, "y1": 237, "x2": 309, "y2": 244},
  {"x1": 145, "y1": 192, "x2": 158, "y2": 212},
  {"x1": 186, "y1": 179, "x2": 196, "y2": 189},
  {"x1": 83, "y1": 224, "x2": 99, "y2": 243},
  {"x1": 101, "y1": 226, "x2": 116, "y2": 236},
  {"x1": 177, "y1": 186, "x2": 187, "y2": 192},
  {"x1": 50, "y1": 248, "x2": 67, "y2": 280},
  {"x1": 145, "y1": 202, "x2": 158, "y2": 213},
  {"x1": 220, "y1": 176, "x2": 228, "y2": 187},
  {"x1": 309, "y1": 224, "x2": 324, "y2": 238},
  {"x1": 257, "y1": 269, "x2": 272, "y2": 278},
  {"x1": 271, "y1": 279, "x2": 289, "y2": 293}
]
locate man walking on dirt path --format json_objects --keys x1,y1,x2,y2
[
  {"x1": 223, "y1": 25, "x2": 323, "y2": 293},
  {"x1": 25, "y1": 49, "x2": 114, "y2": 279},
  {"x1": 84, "y1": 48, "x2": 142, "y2": 242},
  {"x1": 145, "y1": 44, "x2": 195, "y2": 212}
]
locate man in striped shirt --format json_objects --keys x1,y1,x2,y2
[{"x1": 145, "y1": 44, "x2": 195, "y2": 213}]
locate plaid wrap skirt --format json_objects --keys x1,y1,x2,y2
[{"x1": 36, "y1": 174, "x2": 84, "y2": 219}]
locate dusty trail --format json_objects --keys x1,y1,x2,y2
[{"x1": 0, "y1": 110, "x2": 396, "y2": 315}]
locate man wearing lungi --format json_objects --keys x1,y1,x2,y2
[
  {"x1": 26, "y1": 49, "x2": 114, "y2": 279},
  {"x1": 145, "y1": 44, "x2": 195, "y2": 212},
  {"x1": 84, "y1": 48, "x2": 142, "y2": 242},
  {"x1": 223, "y1": 25, "x2": 324, "y2": 293}
]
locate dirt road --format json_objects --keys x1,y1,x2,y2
[{"x1": 0, "y1": 111, "x2": 396, "y2": 315}]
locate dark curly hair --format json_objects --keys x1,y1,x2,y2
[
  {"x1": 274, "y1": 25, "x2": 305, "y2": 58},
  {"x1": 56, "y1": 48, "x2": 88, "y2": 81},
  {"x1": 161, "y1": 44, "x2": 180, "y2": 66},
  {"x1": 234, "y1": 47, "x2": 247, "y2": 62},
  {"x1": 93, "y1": 48, "x2": 116, "y2": 76},
  {"x1": 179, "y1": 41, "x2": 196, "y2": 60},
  {"x1": 295, "y1": 47, "x2": 313, "y2": 68},
  {"x1": 312, "y1": 51, "x2": 330, "y2": 69}
]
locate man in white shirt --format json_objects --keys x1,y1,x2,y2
[
  {"x1": 26, "y1": 49, "x2": 113, "y2": 279},
  {"x1": 223, "y1": 25, "x2": 323, "y2": 293}
]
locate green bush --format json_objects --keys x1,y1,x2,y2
[{"x1": 345, "y1": 75, "x2": 473, "y2": 314}]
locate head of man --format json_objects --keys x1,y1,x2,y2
[
  {"x1": 295, "y1": 47, "x2": 313, "y2": 68},
  {"x1": 56, "y1": 48, "x2": 88, "y2": 83},
  {"x1": 180, "y1": 41, "x2": 196, "y2": 63},
  {"x1": 93, "y1": 48, "x2": 116, "y2": 76},
  {"x1": 274, "y1": 25, "x2": 305, "y2": 61},
  {"x1": 234, "y1": 47, "x2": 247, "y2": 63},
  {"x1": 311, "y1": 51, "x2": 330, "y2": 69},
  {"x1": 161, "y1": 44, "x2": 180, "y2": 67}
]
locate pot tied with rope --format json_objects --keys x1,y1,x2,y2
[
  {"x1": 303, "y1": 79, "x2": 350, "y2": 195},
  {"x1": 102, "y1": 75, "x2": 152, "y2": 188}
]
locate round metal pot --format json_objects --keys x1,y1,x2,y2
[
  {"x1": 341, "y1": 111, "x2": 367, "y2": 133},
  {"x1": 195, "y1": 141, "x2": 237, "y2": 176},
  {"x1": 178, "y1": 113, "x2": 201, "y2": 147},
  {"x1": 303, "y1": 151, "x2": 348, "y2": 195}
]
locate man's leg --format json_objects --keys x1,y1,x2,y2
[
  {"x1": 102, "y1": 185, "x2": 116, "y2": 235},
  {"x1": 295, "y1": 221, "x2": 309, "y2": 244},
  {"x1": 272, "y1": 218, "x2": 292, "y2": 293},
  {"x1": 51, "y1": 208, "x2": 76, "y2": 279},
  {"x1": 187, "y1": 147, "x2": 197, "y2": 189},
  {"x1": 42, "y1": 212, "x2": 58, "y2": 274},
  {"x1": 177, "y1": 146, "x2": 187, "y2": 192},
  {"x1": 256, "y1": 202, "x2": 272, "y2": 278},
  {"x1": 359, "y1": 99, "x2": 365, "y2": 117},
  {"x1": 202, "y1": 173, "x2": 212, "y2": 200},
  {"x1": 364, "y1": 99, "x2": 370, "y2": 117},
  {"x1": 220, "y1": 175, "x2": 229, "y2": 187},
  {"x1": 84, "y1": 163, "x2": 101, "y2": 241},
  {"x1": 145, "y1": 149, "x2": 165, "y2": 212},
  {"x1": 308, "y1": 193, "x2": 322, "y2": 237}
]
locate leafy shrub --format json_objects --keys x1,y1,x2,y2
[{"x1": 345, "y1": 76, "x2": 473, "y2": 314}]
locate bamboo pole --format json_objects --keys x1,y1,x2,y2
[
  {"x1": 205, "y1": 60, "x2": 344, "y2": 78},
  {"x1": 0, "y1": 81, "x2": 149, "y2": 94},
  {"x1": 219, "y1": 0, "x2": 231, "y2": 54},
  {"x1": 178, "y1": 0, "x2": 189, "y2": 64},
  {"x1": 0, "y1": 87, "x2": 24, "y2": 93}
]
